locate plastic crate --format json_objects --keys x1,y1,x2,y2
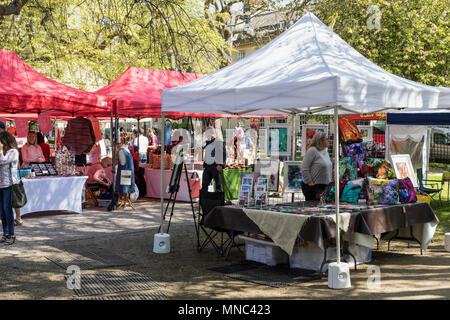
[
  {"x1": 240, "y1": 235, "x2": 289, "y2": 266},
  {"x1": 289, "y1": 242, "x2": 372, "y2": 272}
]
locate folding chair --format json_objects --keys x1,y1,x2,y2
[
  {"x1": 85, "y1": 183, "x2": 99, "y2": 207},
  {"x1": 417, "y1": 168, "x2": 443, "y2": 206},
  {"x1": 197, "y1": 190, "x2": 242, "y2": 257}
]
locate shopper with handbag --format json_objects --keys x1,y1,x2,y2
[{"x1": 0, "y1": 131, "x2": 20, "y2": 245}]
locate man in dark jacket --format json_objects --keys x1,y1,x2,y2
[{"x1": 202, "y1": 129, "x2": 226, "y2": 192}]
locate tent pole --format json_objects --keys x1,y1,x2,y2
[
  {"x1": 160, "y1": 112, "x2": 165, "y2": 233},
  {"x1": 334, "y1": 105, "x2": 340, "y2": 264}
]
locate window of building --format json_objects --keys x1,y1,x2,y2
[{"x1": 237, "y1": 50, "x2": 246, "y2": 60}]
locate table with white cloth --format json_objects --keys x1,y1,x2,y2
[
  {"x1": 144, "y1": 168, "x2": 202, "y2": 202},
  {"x1": 18, "y1": 176, "x2": 88, "y2": 216}
]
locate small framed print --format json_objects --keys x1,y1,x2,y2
[
  {"x1": 283, "y1": 161, "x2": 303, "y2": 193},
  {"x1": 301, "y1": 124, "x2": 328, "y2": 156},
  {"x1": 357, "y1": 125, "x2": 373, "y2": 142},
  {"x1": 391, "y1": 154, "x2": 418, "y2": 188}
]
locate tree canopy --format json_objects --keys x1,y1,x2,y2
[{"x1": 0, "y1": 0, "x2": 448, "y2": 90}]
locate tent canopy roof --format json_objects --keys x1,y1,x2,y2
[
  {"x1": 0, "y1": 50, "x2": 109, "y2": 116},
  {"x1": 162, "y1": 12, "x2": 450, "y2": 115},
  {"x1": 94, "y1": 66, "x2": 281, "y2": 118}
]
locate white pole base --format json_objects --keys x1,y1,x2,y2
[
  {"x1": 153, "y1": 233, "x2": 171, "y2": 254},
  {"x1": 445, "y1": 233, "x2": 450, "y2": 252},
  {"x1": 328, "y1": 262, "x2": 351, "y2": 289}
]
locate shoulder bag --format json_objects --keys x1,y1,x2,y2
[{"x1": 9, "y1": 162, "x2": 27, "y2": 209}]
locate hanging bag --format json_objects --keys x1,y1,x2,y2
[{"x1": 9, "y1": 163, "x2": 27, "y2": 209}]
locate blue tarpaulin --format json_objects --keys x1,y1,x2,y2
[{"x1": 387, "y1": 113, "x2": 450, "y2": 126}]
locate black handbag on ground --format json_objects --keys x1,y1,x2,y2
[{"x1": 9, "y1": 164, "x2": 27, "y2": 209}]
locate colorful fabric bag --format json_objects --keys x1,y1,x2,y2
[
  {"x1": 346, "y1": 142, "x2": 365, "y2": 167},
  {"x1": 368, "y1": 177, "x2": 399, "y2": 205},
  {"x1": 339, "y1": 157, "x2": 358, "y2": 181},
  {"x1": 398, "y1": 177, "x2": 417, "y2": 203},
  {"x1": 340, "y1": 178, "x2": 364, "y2": 204},
  {"x1": 338, "y1": 117, "x2": 363, "y2": 144},
  {"x1": 365, "y1": 158, "x2": 396, "y2": 179}
]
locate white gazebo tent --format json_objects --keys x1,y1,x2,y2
[{"x1": 160, "y1": 12, "x2": 450, "y2": 286}]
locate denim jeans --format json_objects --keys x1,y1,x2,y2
[
  {"x1": 0, "y1": 186, "x2": 14, "y2": 237},
  {"x1": 138, "y1": 153, "x2": 147, "y2": 164}
]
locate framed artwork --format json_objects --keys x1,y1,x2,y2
[
  {"x1": 301, "y1": 124, "x2": 328, "y2": 156},
  {"x1": 267, "y1": 124, "x2": 292, "y2": 156},
  {"x1": 254, "y1": 158, "x2": 280, "y2": 192},
  {"x1": 358, "y1": 125, "x2": 373, "y2": 142},
  {"x1": 283, "y1": 161, "x2": 303, "y2": 193},
  {"x1": 257, "y1": 128, "x2": 268, "y2": 156},
  {"x1": 391, "y1": 154, "x2": 418, "y2": 188}
]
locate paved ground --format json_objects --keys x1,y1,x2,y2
[{"x1": 0, "y1": 198, "x2": 449, "y2": 300}]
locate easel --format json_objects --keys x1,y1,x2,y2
[
  {"x1": 158, "y1": 152, "x2": 197, "y2": 234},
  {"x1": 116, "y1": 193, "x2": 136, "y2": 210}
]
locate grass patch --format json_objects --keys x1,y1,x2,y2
[{"x1": 427, "y1": 173, "x2": 450, "y2": 239}]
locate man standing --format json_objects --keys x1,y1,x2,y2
[
  {"x1": 133, "y1": 127, "x2": 149, "y2": 164},
  {"x1": 202, "y1": 128, "x2": 226, "y2": 192}
]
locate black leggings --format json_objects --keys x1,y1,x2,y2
[{"x1": 301, "y1": 181, "x2": 327, "y2": 201}]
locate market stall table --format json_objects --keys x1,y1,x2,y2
[
  {"x1": 222, "y1": 167, "x2": 253, "y2": 201},
  {"x1": 204, "y1": 202, "x2": 439, "y2": 271},
  {"x1": 18, "y1": 176, "x2": 88, "y2": 216},
  {"x1": 144, "y1": 168, "x2": 202, "y2": 202}
]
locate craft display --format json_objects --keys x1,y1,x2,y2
[
  {"x1": 391, "y1": 154, "x2": 418, "y2": 188},
  {"x1": 29, "y1": 162, "x2": 58, "y2": 177},
  {"x1": 254, "y1": 176, "x2": 268, "y2": 206},
  {"x1": 238, "y1": 173, "x2": 254, "y2": 206},
  {"x1": 338, "y1": 117, "x2": 362, "y2": 144},
  {"x1": 254, "y1": 159, "x2": 280, "y2": 192},
  {"x1": 267, "y1": 124, "x2": 292, "y2": 156},
  {"x1": 398, "y1": 177, "x2": 418, "y2": 204},
  {"x1": 301, "y1": 124, "x2": 328, "y2": 156},
  {"x1": 357, "y1": 125, "x2": 373, "y2": 142},
  {"x1": 55, "y1": 150, "x2": 77, "y2": 176},
  {"x1": 367, "y1": 177, "x2": 399, "y2": 205},
  {"x1": 283, "y1": 161, "x2": 303, "y2": 193}
]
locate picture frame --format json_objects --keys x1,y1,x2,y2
[
  {"x1": 391, "y1": 154, "x2": 418, "y2": 188},
  {"x1": 267, "y1": 124, "x2": 292, "y2": 157},
  {"x1": 283, "y1": 161, "x2": 303, "y2": 193},
  {"x1": 301, "y1": 124, "x2": 328, "y2": 156},
  {"x1": 257, "y1": 128, "x2": 268, "y2": 156},
  {"x1": 254, "y1": 158, "x2": 280, "y2": 192},
  {"x1": 357, "y1": 125, "x2": 373, "y2": 142}
]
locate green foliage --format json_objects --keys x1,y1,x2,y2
[
  {"x1": 311, "y1": 0, "x2": 449, "y2": 87},
  {"x1": 0, "y1": 0, "x2": 228, "y2": 90}
]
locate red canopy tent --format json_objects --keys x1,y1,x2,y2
[
  {"x1": 0, "y1": 50, "x2": 110, "y2": 117},
  {"x1": 94, "y1": 66, "x2": 284, "y2": 119}
]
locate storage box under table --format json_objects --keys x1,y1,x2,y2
[
  {"x1": 289, "y1": 242, "x2": 372, "y2": 272},
  {"x1": 241, "y1": 236, "x2": 289, "y2": 267}
]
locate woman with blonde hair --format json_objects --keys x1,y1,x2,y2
[{"x1": 301, "y1": 131, "x2": 332, "y2": 201}]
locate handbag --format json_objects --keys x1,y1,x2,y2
[{"x1": 10, "y1": 164, "x2": 27, "y2": 209}]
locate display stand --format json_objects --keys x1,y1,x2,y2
[
  {"x1": 116, "y1": 193, "x2": 136, "y2": 210},
  {"x1": 158, "y1": 151, "x2": 197, "y2": 234}
]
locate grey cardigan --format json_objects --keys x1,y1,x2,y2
[
  {"x1": 301, "y1": 146, "x2": 332, "y2": 185},
  {"x1": 0, "y1": 149, "x2": 20, "y2": 189}
]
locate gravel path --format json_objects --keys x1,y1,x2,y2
[{"x1": 0, "y1": 199, "x2": 449, "y2": 300}]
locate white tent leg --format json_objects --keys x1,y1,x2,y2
[
  {"x1": 154, "y1": 111, "x2": 170, "y2": 254},
  {"x1": 334, "y1": 106, "x2": 341, "y2": 264}
]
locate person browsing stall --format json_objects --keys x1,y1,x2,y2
[
  {"x1": 87, "y1": 157, "x2": 113, "y2": 191},
  {"x1": 301, "y1": 132, "x2": 332, "y2": 201},
  {"x1": 133, "y1": 128, "x2": 149, "y2": 164},
  {"x1": 37, "y1": 132, "x2": 50, "y2": 162},
  {"x1": 21, "y1": 131, "x2": 45, "y2": 166},
  {"x1": 0, "y1": 131, "x2": 20, "y2": 245},
  {"x1": 202, "y1": 128, "x2": 226, "y2": 192}
]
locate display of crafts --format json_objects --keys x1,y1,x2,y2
[
  {"x1": 323, "y1": 117, "x2": 418, "y2": 206},
  {"x1": 55, "y1": 150, "x2": 77, "y2": 176}
]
